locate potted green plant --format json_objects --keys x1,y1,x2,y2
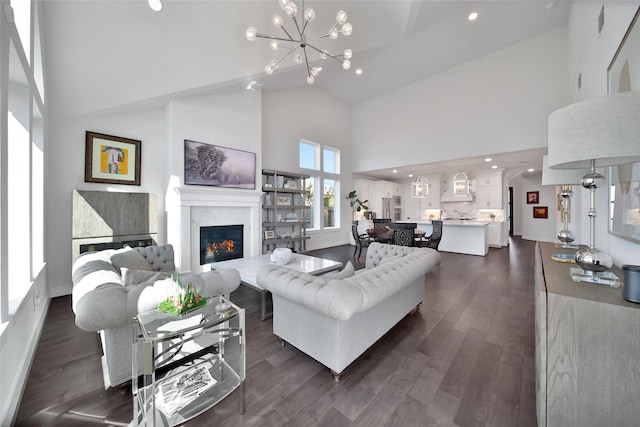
[{"x1": 346, "y1": 190, "x2": 369, "y2": 217}]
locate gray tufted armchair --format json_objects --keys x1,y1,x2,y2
[{"x1": 72, "y1": 244, "x2": 240, "y2": 388}]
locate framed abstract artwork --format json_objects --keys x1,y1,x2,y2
[
  {"x1": 85, "y1": 131, "x2": 141, "y2": 186},
  {"x1": 533, "y1": 206, "x2": 548, "y2": 219},
  {"x1": 184, "y1": 140, "x2": 256, "y2": 189},
  {"x1": 527, "y1": 191, "x2": 539, "y2": 204}
]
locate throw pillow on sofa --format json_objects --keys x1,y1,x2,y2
[
  {"x1": 110, "y1": 247, "x2": 153, "y2": 272},
  {"x1": 323, "y1": 261, "x2": 355, "y2": 279}
]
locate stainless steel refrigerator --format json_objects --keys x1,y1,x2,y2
[{"x1": 382, "y1": 196, "x2": 402, "y2": 221}]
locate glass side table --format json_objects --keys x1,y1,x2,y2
[{"x1": 132, "y1": 296, "x2": 245, "y2": 426}]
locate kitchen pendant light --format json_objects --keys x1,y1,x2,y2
[{"x1": 411, "y1": 176, "x2": 429, "y2": 198}]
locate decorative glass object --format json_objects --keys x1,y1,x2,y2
[{"x1": 271, "y1": 247, "x2": 292, "y2": 265}]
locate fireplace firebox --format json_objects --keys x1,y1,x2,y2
[{"x1": 200, "y1": 224, "x2": 244, "y2": 265}]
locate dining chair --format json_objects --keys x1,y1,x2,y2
[
  {"x1": 372, "y1": 218, "x2": 393, "y2": 243},
  {"x1": 352, "y1": 220, "x2": 375, "y2": 260},
  {"x1": 418, "y1": 220, "x2": 443, "y2": 250},
  {"x1": 388, "y1": 222, "x2": 419, "y2": 246}
]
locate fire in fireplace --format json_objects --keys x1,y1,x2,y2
[{"x1": 200, "y1": 224, "x2": 244, "y2": 265}]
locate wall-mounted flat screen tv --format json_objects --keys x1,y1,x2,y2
[{"x1": 184, "y1": 140, "x2": 256, "y2": 189}]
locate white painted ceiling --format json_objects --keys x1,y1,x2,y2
[{"x1": 41, "y1": 0, "x2": 571, "y2": 178}]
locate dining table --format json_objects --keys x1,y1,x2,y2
[
  {"x1": 366, "y1": 227, "x2": 394, "y2": 242},
  {"x1": 367, "y1": 227, "x2": 427, "y2": 245}
]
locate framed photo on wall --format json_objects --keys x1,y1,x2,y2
[
  {"x1": 527, "y1": 191, "x2": 539, "y2": 204},
  {"x1": 533, "y1": 206, "x2": 548, "y2": 219},
  {"x1": 85, "y1": 131, "x2": 141, "y2": 186}
]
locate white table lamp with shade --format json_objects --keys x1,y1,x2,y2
[{"x1": 547, "y1": 91, "x2": 640, "y2": 284}]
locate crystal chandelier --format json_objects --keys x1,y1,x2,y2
[{"x1": 245, "y1": 0, "x2": 353, "y2": 85}]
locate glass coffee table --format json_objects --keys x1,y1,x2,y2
[
  {"x1": 211, "y1": 253, "x2": 342, "y2": 320},
  {"x1": 132, "y1": 295, "x2": 245, "y2": 426}
]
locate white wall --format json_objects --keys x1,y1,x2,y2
[
  {"x1": 520, "y1": 174, "x2": 561, "y2": 243},
  {"x1": 567, "y1": 1, "x2": 640, "y2": 267},
  {"x1": 165, "y1": 90, "x2": 263, "y2": 271},
  {"x1": 262, "y1": 87, "x2": 353, "y2": 250},
  {"x1": 47, "y1": 108, "x2": 169, "y2": 297},
  {"x1": 351, "y1": 27, "x2": 568, "y2": 173}
]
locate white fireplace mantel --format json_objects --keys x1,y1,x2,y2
[
  {"x1": 174, "y1": 186, "x2": 262, "y2": 207},
  {"x1": 168, "y1": 187, "x2": 263, "y2": 272}
]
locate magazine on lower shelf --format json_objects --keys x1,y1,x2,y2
[{"x1": 156, "y1": 364, "x2": 217, "y2": 417}]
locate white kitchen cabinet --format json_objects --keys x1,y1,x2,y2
[
  {"x1": 353, "y1": 179, "x2": 374, "y2": 209},
  {"x1": 403, "y1": 185, "x2": 421, "y2": 220},
  {"x1": 487, "y1": 221, "x2": 503, "y2": 247},
  {"x1": 475, "y1": 170, "x2": 503, "y2": 209},
  {"x1": 375, "y1": 180, "x2": 401, "y2": 198},
  {"x1": 476, "y1": 186, "x2": 502, "y2": 208},
  {"x1": 421, "y1": 180, "x2": 440, "y2": 209}
]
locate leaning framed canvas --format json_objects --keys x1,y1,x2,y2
[
  {"x1": 527, "y1": 191, "x2": 539, "y2": 204},
  {"x1": 533, "y1": 206, "x2": 548, "y2": 219},
  {"x1": 85, "y1": 131, "x2": 141, "y2": 186},
  {"x1": 184, "y1": 140, "x2": 256, "y2": 189}
]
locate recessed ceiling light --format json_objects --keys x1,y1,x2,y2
[
  {"x1": 528, "y1": 168, "x2": 535, "y2": 172},
  {"x1": 484, "y1": 157, "x2": 492, "y2": 162},
  {"x1": 408, "y1": 174, "x2": 413, "y2": 178},
  {"x1": 491, "y1": 165, "x2": 498, "y2": 169},
  {"x1": 468, "y1": 12, "x2": 478, "y2": 21},
  {"x1": 392, "y1": 169, "x2": 398, "y2": 173},
  {"x1": 355, "y1": 69, "x2": 363, "y2": 75},
  {"x1": 148, "y1": 0, "x2": 162, "y2": 12}
]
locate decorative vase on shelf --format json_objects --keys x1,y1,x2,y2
[{"x1": 271, "y1": 248, "x2": 292, "y2": 265}]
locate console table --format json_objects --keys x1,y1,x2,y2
[{"x1": 534, "y1": 242, "x2": 640, "y2": 427}]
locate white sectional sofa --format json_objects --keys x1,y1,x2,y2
[{"x1": 256, "y1": 242, "x2": 441, "y2": 380}]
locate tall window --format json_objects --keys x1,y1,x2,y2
[
  {"x1": 299, "y1": 140, "x2": 341, "y2": 231},
  {"x1": 2, "y1": 2, "x2": 47, "y2": 320}
]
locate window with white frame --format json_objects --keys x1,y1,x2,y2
[
  {"x1": 1, "y1": 2, "x2": 47, "y2": 321},
  {"x1": 299, "y1": 140, "x2": 341, "y2": 231}
]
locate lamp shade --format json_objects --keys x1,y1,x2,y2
[
  {"x1": 548, "y1": 91, "x2": 640, "y2": 169},
  {"x1": 541, "y1": 155, "x2": 589, "y2": 185}
]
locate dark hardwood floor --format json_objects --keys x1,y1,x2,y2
[{"x1": 14, "y1": 237, "x2": 537, "y2": 427}]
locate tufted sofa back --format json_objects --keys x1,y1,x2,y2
[
  {"x1": 134, "y1": 244, "x2": 175, "y2": 271},
  {"x1": 365, "y1": 242, "x2": 421, "y2": 268},
  {"x1": 257, "y1": 243, "x2": 441, "y2": 321}
]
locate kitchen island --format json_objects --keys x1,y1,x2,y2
[{"x1": 400, "y1": 220, "x2": 490, "y2": 256}]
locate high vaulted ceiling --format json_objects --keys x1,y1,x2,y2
[{"x1": 42, "y1": 0, "x2": 571, "y2": 176}]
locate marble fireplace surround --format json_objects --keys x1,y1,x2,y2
[{"x1": 168, "y1": 187, "x2": 262, "y2": 274}]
